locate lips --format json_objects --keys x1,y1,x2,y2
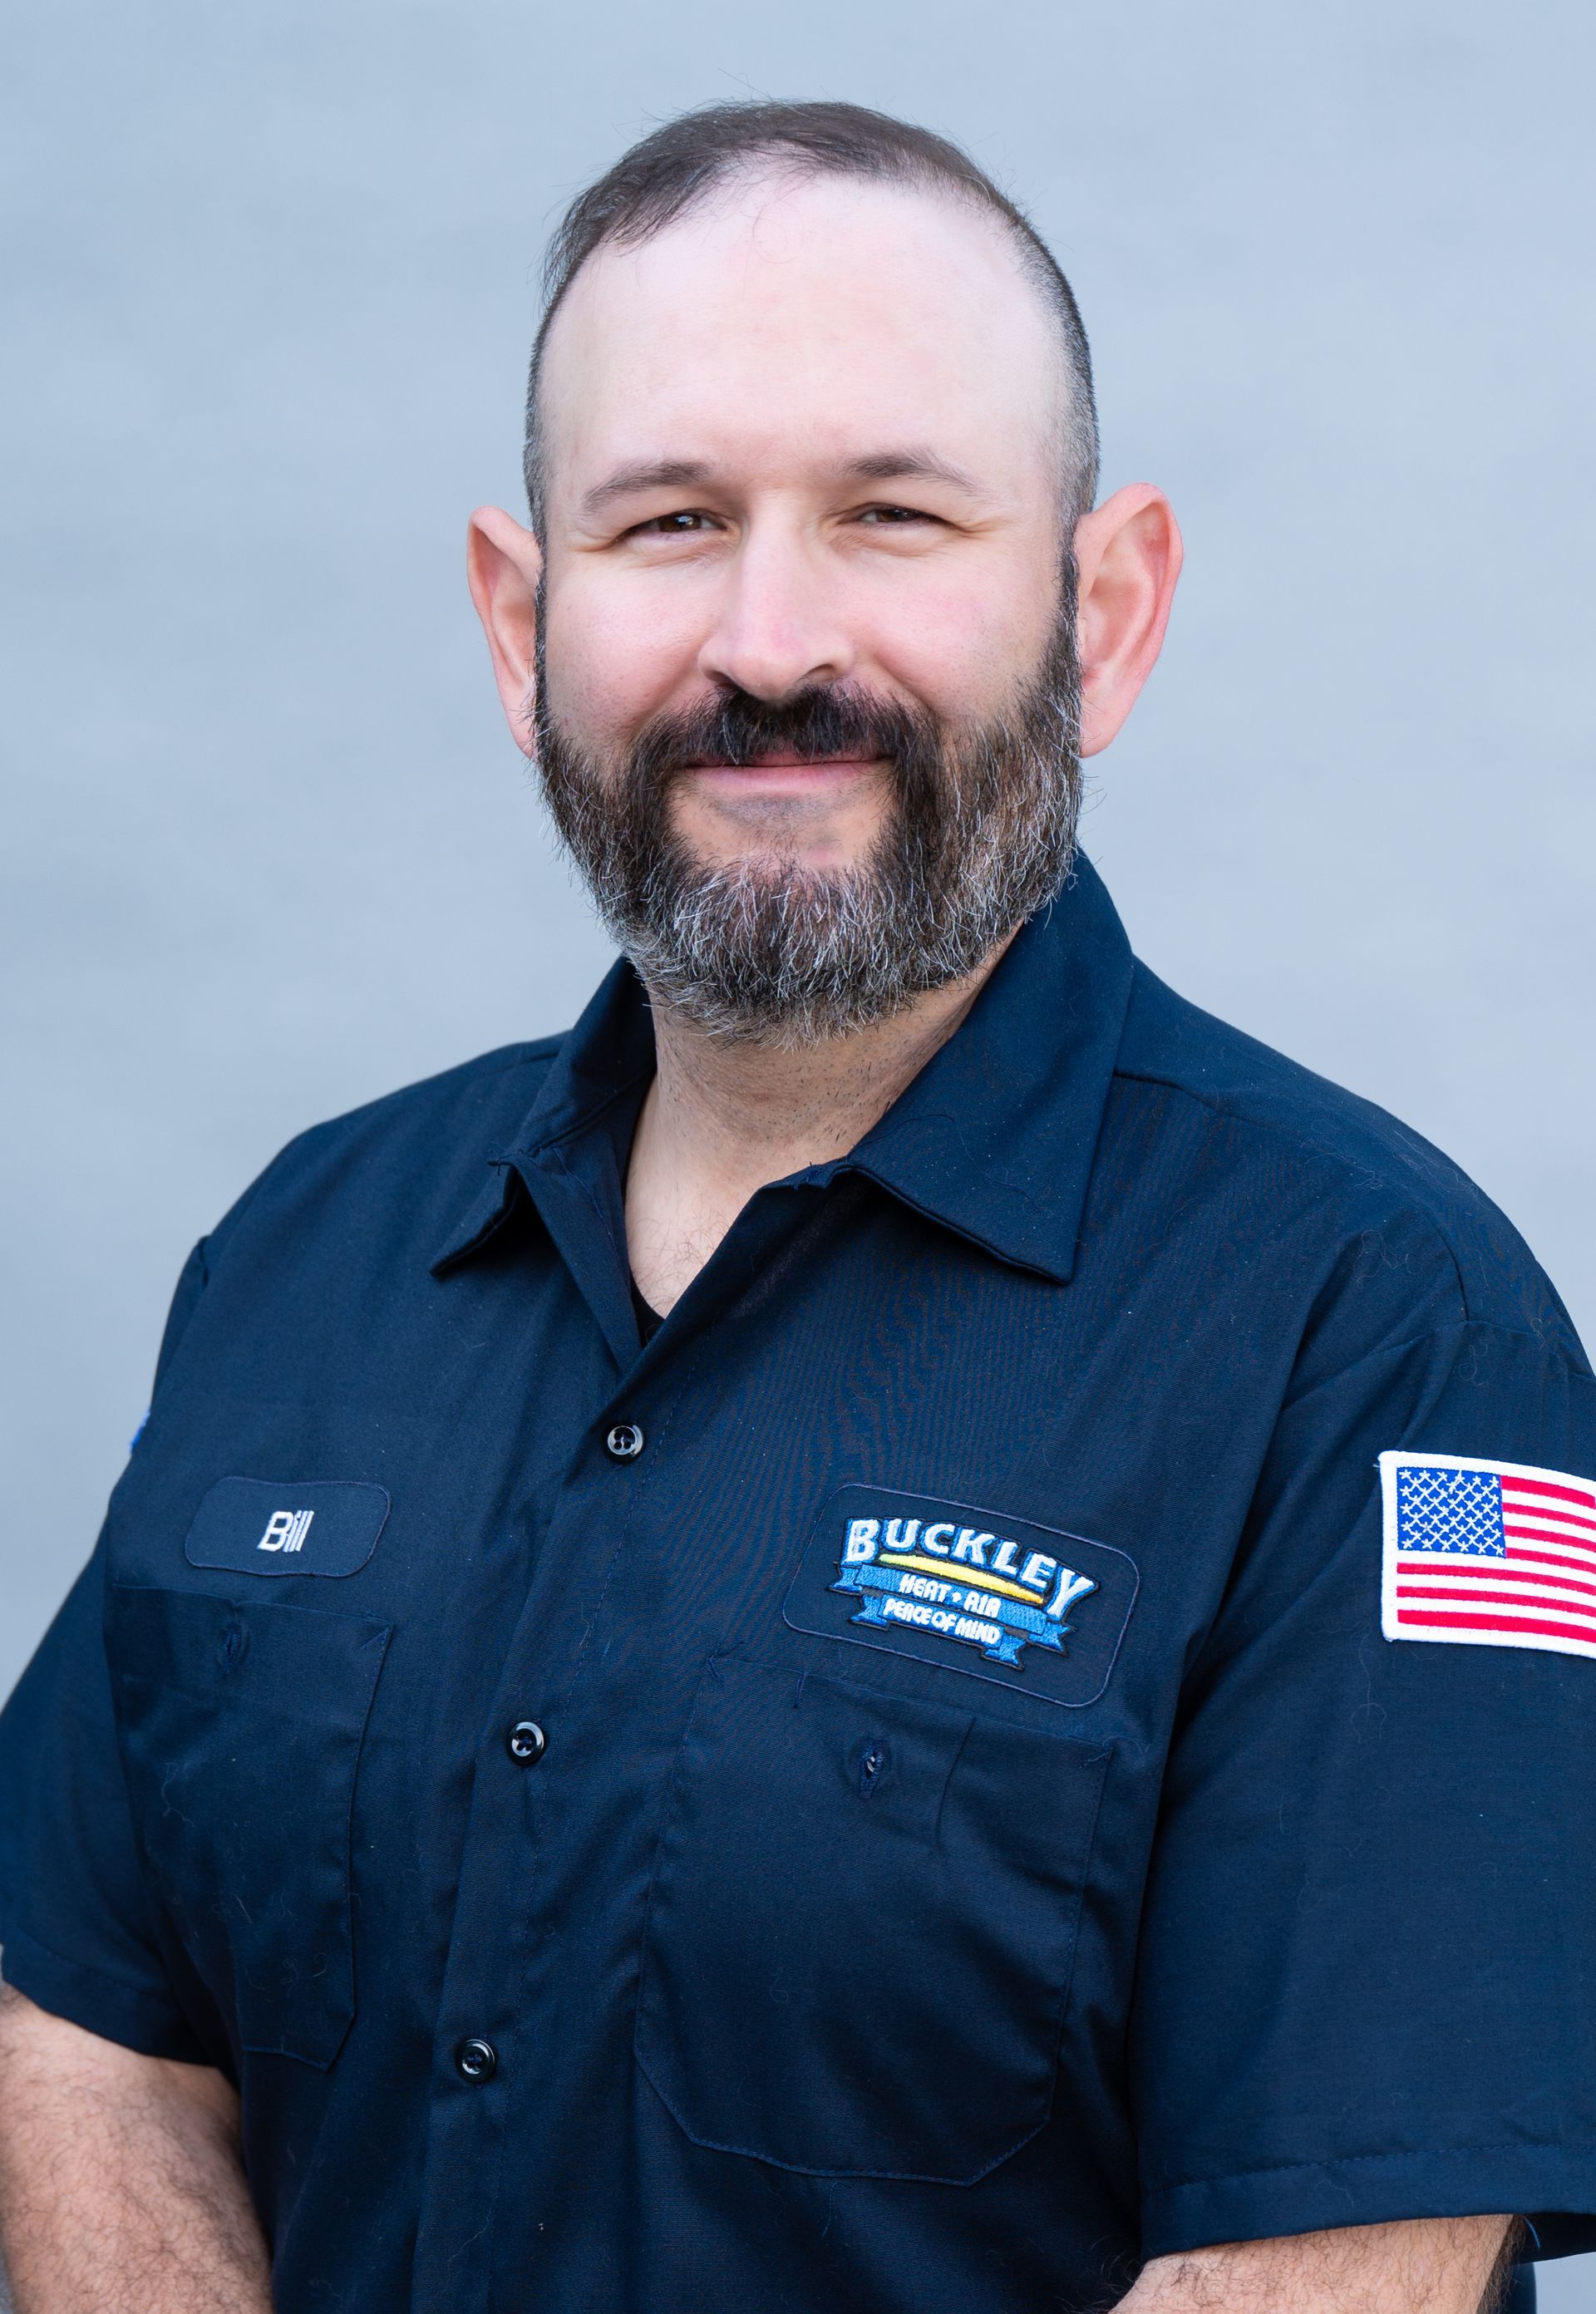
[{"x1": 682, "y1": 753, "x2": 884, "y2": 773}]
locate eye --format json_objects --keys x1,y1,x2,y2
[
  {"x1": 856, "y1": 504, "x2": 936, "y2": 526},
  {"x1": 632, "y1": 510, "x2": 720, "y2": 536}
]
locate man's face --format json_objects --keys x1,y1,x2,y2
[{"x1": 524, "y1": 171, "x2": 1086, "y2": 1039}]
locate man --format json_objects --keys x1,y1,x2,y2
[{"x1": 0, "y1": 97, "x2": 1590, "y2": 2314}]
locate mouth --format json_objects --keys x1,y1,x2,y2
[{"x1": 682, "y1": 752, "x2": 886, "y2": 796}]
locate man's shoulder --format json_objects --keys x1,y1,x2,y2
[
  {"x1": 1114, "y1": 961, "x2": 1462, "y2": 1192},
  {"x1": 263, "y1": 1035, "x2": 565, "y2": 1174},
  {"x1": 1114, "y1": 961, "x2": 1585, "y2": 1365},
  {"x1": 205, "y1": 1036, "x2": 568, "y2": 1261},
  {"x1": 293, "y1": 1035, "x2": 564, "y2": 1149}
]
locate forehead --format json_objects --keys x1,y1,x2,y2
[{"x1": 538, "y1": 173, "x2": 1063, "y2": 508}]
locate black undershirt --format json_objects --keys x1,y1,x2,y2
[{"x1": 630, "y1": 1278, "x2": 663, "y2": 1346}]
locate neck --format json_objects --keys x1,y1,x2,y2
[{"x1": 623, "y1": 940, "x2": 1013, "y2": 1313}]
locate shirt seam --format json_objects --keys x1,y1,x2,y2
[
  {"x1": 1151, "y1": 2134, "x2": 1596, "y2": 2195},
  {"x1": 1276, "y1": 1315, "x2": 1581, "y2": 1415},
  {"x1": 1108, "y1": 1066, "x2": 1581, "y2": 1355}
]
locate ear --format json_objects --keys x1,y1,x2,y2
[
  {"x1": 466, "y1": 506, "x2": 544, "y2": 758},
  {"x1": 1071, "y1": 485, "x2": 1183, "y2": 757}
]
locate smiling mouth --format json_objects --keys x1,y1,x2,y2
[{"x1": 683, "y1": 752, "x2": 885, "y2": 775}]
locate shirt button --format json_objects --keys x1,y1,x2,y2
[
  {"x1": 506, "y1": 1719, "x2": 547, "y2": 1765},
  {"x1": 454, "y1": 2037, "x2": 497, "y2": 2084},
  {"x1": 605, "y1": 1422, "x2": 645, "y2": 1461}
]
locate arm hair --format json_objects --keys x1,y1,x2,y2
[
  {"x1": 0, "y1": 1983, "x2": 272, "y2": 2314},
  {"x1": 1119, "y1": 2214, "x2": 1520, "y2": 2314}
]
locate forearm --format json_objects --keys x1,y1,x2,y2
[
  {"x1": 1119, "y1": 2215, "x2": 1518, "y2": 2314},
  {"x1": 0, "y1": 1987, "x2": 272, "y2": 2314}
]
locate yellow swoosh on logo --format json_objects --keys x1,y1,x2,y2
[{"x1": 876, "y1": 1552, "x2": 1042, "y2": 1606}]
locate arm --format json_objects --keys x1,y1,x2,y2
[
  {"x1": 1121, "y1": 2216, "x2": 1517, "y2": 2313},
  {"x1": 0, "y1": 1987, "x2": 272, "y2": 2314}
]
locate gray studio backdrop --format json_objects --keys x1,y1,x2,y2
[{"x1": 4, "y1": 1, "x2": 1593, "y2": 2302}]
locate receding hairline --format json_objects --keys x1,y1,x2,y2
[
  {"x1": 539, "y1": 163, "x2": 1072, "y2": 465},
  {"x1": 522, "y1": 103, "x2": 1100, "y2": 537}
]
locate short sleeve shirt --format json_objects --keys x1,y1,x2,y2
[{"x1": 2, "y1": 859, "x2": 1594, "y2": 2314}]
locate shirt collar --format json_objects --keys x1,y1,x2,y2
[
  {"x1": 824, "y1": 854, "x2": 1134, "y2": 1282},
  {"x1": 431, "y1": 854, "x2": 1135, "y2": 1288}
]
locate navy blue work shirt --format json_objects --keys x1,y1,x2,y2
[{"x1": 3, "y1": 858, "x2": 1595, "y2": 2313}]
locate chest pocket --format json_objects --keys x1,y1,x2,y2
[
  {"x1": 107, "y1": 1585, "x2": 392, "y2": 2069},
  {"x1": 635, "y1": 1652, "x2": 1110, "y2": 2184}
]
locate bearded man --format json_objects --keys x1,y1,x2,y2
[{"x1": 2, "y1": 99, "x2": 1593, "y2": 2314}]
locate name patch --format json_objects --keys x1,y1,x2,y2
[
  {"x1": 184, "y1": 1476, "x2": 390, "y2": 1579},
  {"x1": 784, "y1": 1484, "x2": 1137, "y2": 1708}
]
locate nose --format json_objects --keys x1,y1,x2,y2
[{"x1": 697, "y1": 523, "x2": 855, "y2": 701}]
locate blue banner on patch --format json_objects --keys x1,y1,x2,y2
[
  {"x1": 184, "y1": 1476, "x2": 391, "y2": 1578},
  {"x1": 783, "y1": 1484, "x2": 1137, "y2": 1708}
]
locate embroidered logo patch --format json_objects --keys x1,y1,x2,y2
[
  {"x1": 832, "y1": 1512, "x2": 1099, "y2": 1667},
  {"x1": 1381, "y1": 1450, "x2": 1596, "y2": 1660},
  {"x1": 184, "y1": 1476, "x2": 390, "y2": 1579},
  {"x1": 784, "y1": 1485, "x2": 1137, "y2": 1708}
]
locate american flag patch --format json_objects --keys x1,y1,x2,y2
[{"x1": 1381, "y1": 1450, "x2": 1596, "y2": 1660}]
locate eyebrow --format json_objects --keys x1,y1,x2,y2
[
  {"x1": 578, "y1": 459, "x2": 713, "y2": 518},
  {"x1": 576, "y1": 446, "x2": 985, "y2": 520},
  {"x1": 839, "y1": 448, "x2": 983, "y2": 495}
]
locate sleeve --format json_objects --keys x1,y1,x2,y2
[
  {"x1": 1130, "y1": 1319, "x2": 1596, "y2": 2263},
  {"x1": 0, "y1": 1242, "x2": 211, "y2": 2060}
]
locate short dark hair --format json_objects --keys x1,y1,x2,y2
[{"x1": 524, "y1": 99, "x2": 1099, "y2": 535}]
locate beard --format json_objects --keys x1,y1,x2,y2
[{"x1": 533, "y1": 583, "x2": 1082, "y2": 1048}]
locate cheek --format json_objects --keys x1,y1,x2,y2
[
  {"x1": 541, "y1": 574, "x2": 703, "y2": 749},
  {"x1": 860, "y1": 564, "x2": 1060, "y2": 721}
]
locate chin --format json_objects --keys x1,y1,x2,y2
[{"x1": 691, "y1": 843, "x2": 866, "y2": 885}]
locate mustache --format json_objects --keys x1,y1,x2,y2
[{"x1": 625, "y1": 684, "x2": 934, "y2": 784}]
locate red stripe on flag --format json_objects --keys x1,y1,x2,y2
[
  {"x1": 1398, "y1": 1549, "x2": 1596, "y2": 1581},
  {"x1": 1499, "y1": 1536, "x2": 1591, "y2": 1573},
  {"x1": 1504, "y1": 1499, "x2": 1596, "y2": 1529},
  {"x1": 1505, "y1": 1544, "x2": 1596, "y2": 1577},
  {"x1": 1400, "y1": 1563, "x2": 1596, "y2": 1598},
  {"x1": 1397, "y1": 1609, "x2": 1596, "y2": 1643},
  {"x1": 1398, "y1": 1584, "x2": 1596, "y2": 1614},
  {"x1": 1499, "y1": 1563, "x2": 1596, "y2": 1597},
  {"x1": 1500, "y1": 1476, "x2": 1596, "y2": 1511},
  {"x1": 1503, "y1": 1523, "x2": 1596, "y2": 1552}
]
